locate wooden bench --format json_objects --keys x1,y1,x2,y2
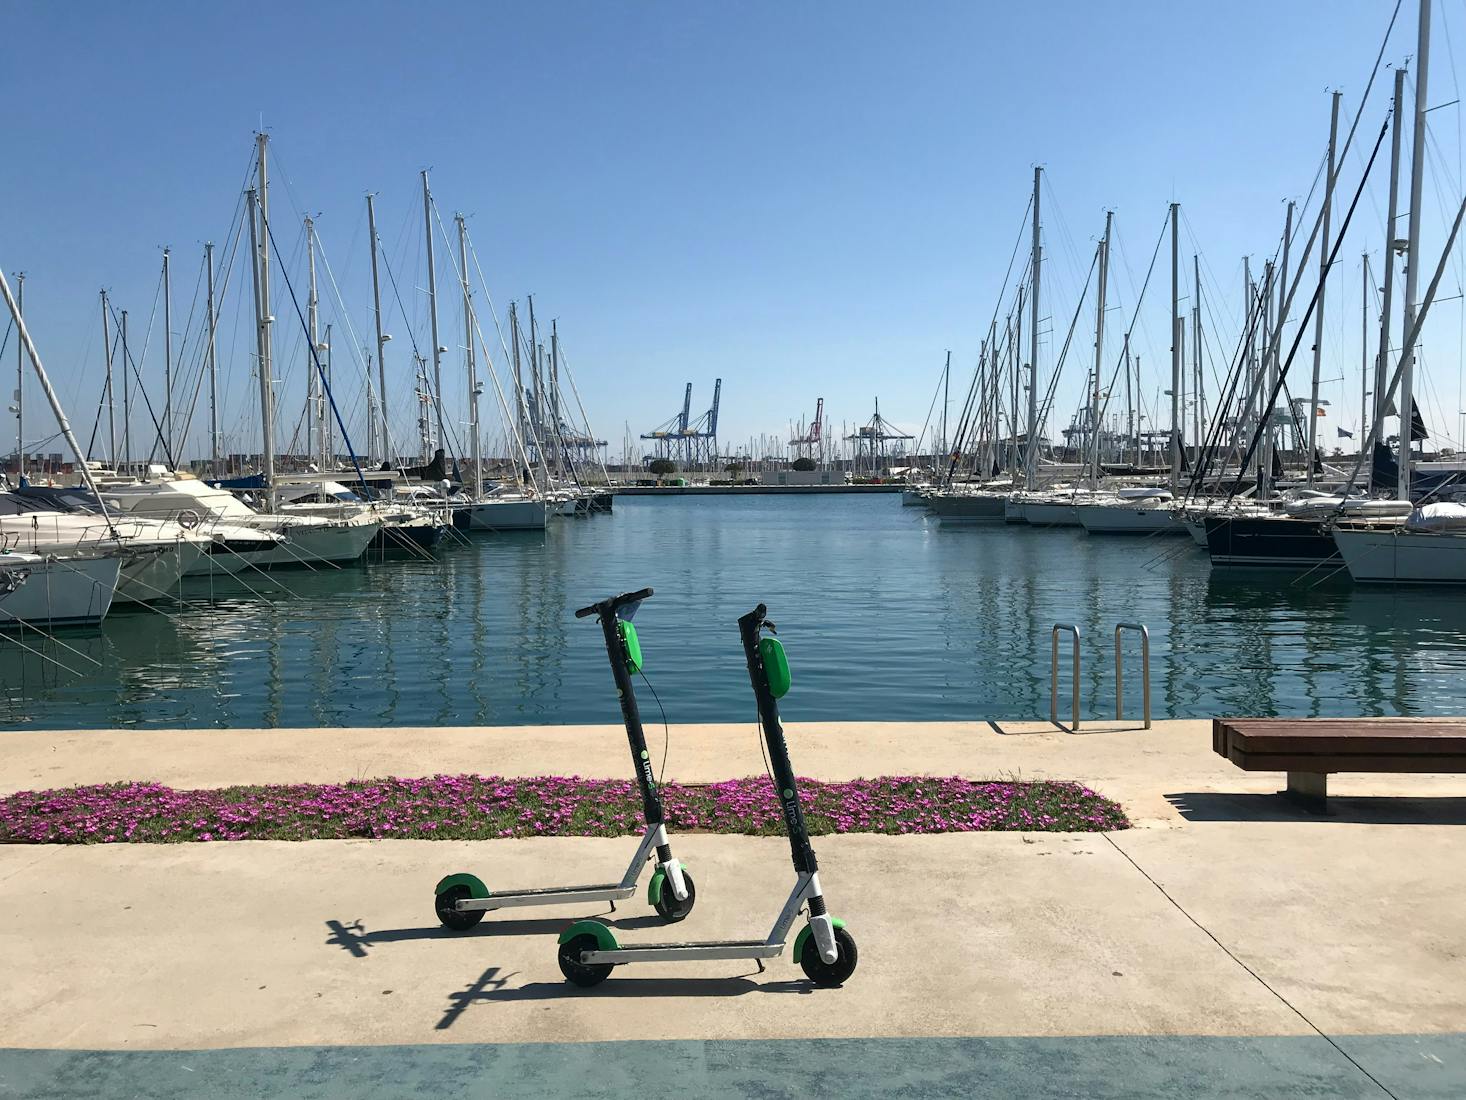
[{"x1": 1213, "y1": 717, "x2": 1466, "y2": 810}]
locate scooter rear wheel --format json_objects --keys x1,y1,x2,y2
[
  {"x1": 558, "y1": 932, "x2": 614, "y2": 987},
  {"x1": 798, "y1": 926, "x2": 858, "y2": 987},
  {"x1": 653, "y1": 869, "x2": 697, "y2": 923},
  {"x1": 436, "y1": 885, "x2": 486, "y2": 931}
]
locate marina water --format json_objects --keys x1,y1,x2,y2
[{"x1": 4, "y1": 494, "x2": 1466, "y2": 730}]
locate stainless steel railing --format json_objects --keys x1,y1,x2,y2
[
  {"x1": 1114, "y1": 622, "x2": 1152, "y2": 729},
  {"x1": 1050, "y1": 623, "x2": 1081, "y2": 731}
]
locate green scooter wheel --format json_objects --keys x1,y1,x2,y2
[
  {"x1": 799, "y1": 925, "x2": 858, "y2": 987},
  {"x1": 653, "y1": 869, "x2": 697, "y2": 923},
  {"x1": 559, "y1": 932, "x2": 614, "y2": 987},
  {"x1": 435, "y1": 884, "x2": 486, "y2": 931}
]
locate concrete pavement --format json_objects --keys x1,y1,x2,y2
[{"x1": 2, "y1": 721, "x2": 1465, "y2": 1096}]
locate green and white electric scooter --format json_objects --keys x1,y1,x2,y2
[
  {"x1": 433, "y1": 587, "x2": 694, "y2": 929},
  {"x1": 556, "y1": 601, "x2": 858, "y2": 987}
]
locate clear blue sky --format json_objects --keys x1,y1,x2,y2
[{"x1": 4, "y1": 0, "x2": 1463, "y2": 466}]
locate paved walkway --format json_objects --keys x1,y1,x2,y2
[{"x1": 2, "y1": 722, "x2": 1464, "y2": 1097}]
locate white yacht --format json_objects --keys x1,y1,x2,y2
[
  {"x1": 0, "y1": 549, "x2": 121, "y2": 627},
  {"x1": 3, "y1": 490, "x2": 212, "y2": 603},
  {"x1": 95, "y1": 476, "x2": 380, "y2": 572},
  {"x1": 452, "y1": 489, "x2": 549, "y2": 532},
  {"x1": 1075, "y1": 488, "x2": 1188, "y2": 536},
  {"x1": 1333, "y1": 503, "x2": 1466, "y2": 584}
]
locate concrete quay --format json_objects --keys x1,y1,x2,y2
[{"x1": 1, "y1": 720, "x2": 1464, "y2": 1098}]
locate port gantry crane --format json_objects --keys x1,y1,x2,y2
[
  {"x1": 789, "y1": 397, "x2": 825, "y2": 464},
  {"x1": 844, "y1": 399, "x2": 912, "y2": 477},
  {"x1": 640, "y1": 379, "x2": 721, "y2": 469}
]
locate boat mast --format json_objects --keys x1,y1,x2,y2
[
  {"x1": 1307, "y1": 91, "x2": 1342, "y2": 485},
  {"x1": 205, "y1": 242, "x2": 219, "y2": 478},
  {"x1": 162, "y1": 246, "x2": 173, "y2": 465},
  {"x1": 101, "y1": 289, "x2": 116, "y2": 469},
  {"x1": 551, "y1": 320, "x2": 563, "y2": 481},
  {"x1": 1125, "y1": 331, "x2": 1137, "y2": 466},
  {"x1": 1360, "y1": 252, "x2": 1370, "y2": 442},
  {"x1": 1026, "y1": 166, "x2": 1041, "y2": 490},
  {"x1": 366, "y1": 193, "x2": 393, "y2": 467},
  {"x1": 0, "y1": 269, "x2": 117, "y2": 516},
  {"x1": 248, "y1": 133, "x2": 276, "y2": 507},
  {"x1": 1169, "y1": 202, "x2": 1180, "y2": 491},
  {"x1": 121, "y1": 309, "x2": 131, "y2": 476},
  {"x1": 985, "y1": 319, "x2": 997, "y2": 476},
  {"x1": 14, "y1": 272, "x2": 23, "y2": 483},
  {"x1": 1091, "y1": 210, "x2": 1111, "y2": 482},
  {"x1": 1399, "y1": 0, "x2": 1431, "y2": 501},
  {"x1": 528, "y1": 296, "x2": 542, "y2": 485},
  {"x1": 941, "y1": 349, "x2": 950, "y2": 465},
  {"x1": 1193, "y1": 254, "x2": 1203, "y2": 456},
  {"x1": 322, "y1": 324, "x2": 334, "y2": 467},
  {"x1": 305, "y1": 216, "x2": 323, "y2": 468},
  {"x1": 421, "y1": 171, "x2": 445, "y2": 458},
  {"x1": 457, "y1": 214, "x2": 482, "y2": 500},
  {"x1": 510, "y1": 300, "x2": 525, "y2": 479},
  {"x1": 1375, "y1": 67, "x2": 1407, "y2": 435}
]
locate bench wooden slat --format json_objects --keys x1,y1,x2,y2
[{"x1": 1227, "y1": 748, "x2": 1466, "y2": 774}]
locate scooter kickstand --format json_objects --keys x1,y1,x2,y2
[
  {"x1": 756, "y1": 959, "x2": 765, "y2": 974},
  {"x1": 609, "y1": 900, "x2": 617, "y2": 912}
]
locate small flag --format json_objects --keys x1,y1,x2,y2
[
  {"x1": 1337, "y1": 427, "x2": 1354, "y2": 439},
  {"x1": 1315, "y1": 407, "x2": 1327, "y2": 417}
]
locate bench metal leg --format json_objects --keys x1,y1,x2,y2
[{"x1": 1281, "y1": 771, "x2": 1328, "y2": 812}]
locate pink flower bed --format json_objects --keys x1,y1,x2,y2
[{"x1": 0, "y1": 775, "x2": 1128, "y2": 844}]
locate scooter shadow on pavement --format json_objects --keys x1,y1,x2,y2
[
  {"x1": 437, "y1": 969, "x2": 817, "y2": 1027},
  {"x1": 325, "y1": 911, "x2": 668, "y2": 959}
]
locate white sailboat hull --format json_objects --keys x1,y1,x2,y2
[
  {"x1": 0, "y1": 554, "x2": 120, "y2": 627},
  {"x1": 1333, "y1": 528, "x2": 1466, "y2": 584},
  {"x1": 1021, "y1": 502, "x2": 1080, "y2": 527},
  {"x1": 928, "y1": 492, "x2": 1008, "y2": 522},
  {"x1": 1076, "y1": 503, "x2": 1187, "y2": 535},
  {"x1": 186, "y1": 521, "x2": 379, "y2": 574},
  {"x1": 115, "y1": 542, "x2": 206, "y2": 603},
  {"x1": 458, "y1": 499, "x2": 549, "y2": 531}
]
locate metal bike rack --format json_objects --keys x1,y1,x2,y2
[
  {"x1": 1050, "y1": 623, "x2": 1081, "y2": 731},
  {"x1": 1114, "y1": 622, "x2": 1151, "y2": 729}
]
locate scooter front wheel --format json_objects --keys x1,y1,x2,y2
[
  {"x1": 559, "y1": 932, "x2": 614, "y2": 987},
  {"x1": 653, "y1": 869, "x2": 697, "y2": 923},
  {"x1": 435, "y1": 885, "x2": 486, "y2": 931},
  {"x1": 799, "y1": 926, "x2": 858, "y2": 987}
]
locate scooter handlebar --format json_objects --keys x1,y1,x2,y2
[{"x1": 575, "y1": 587, "x2": 655, "y2": 619}]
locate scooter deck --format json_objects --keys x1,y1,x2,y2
[
  {"x1": 605, "y1": 939, "x2": 768, "y2": 950},
  {"x1": 582, "y1": 938, "x2": 784, "y2": 965},
  {"x1": 494, "y1": 882, "x2": 623, "y2": 898}
]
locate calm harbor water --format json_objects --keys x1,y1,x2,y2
[{"x1": 4, "y1": 493, "x2": 1466, "y2": 730}]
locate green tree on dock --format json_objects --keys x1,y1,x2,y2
[
  {"x1": 791, "y1": 456, "x2": 817, "y2": 472},
  {"x1": 648, "y1": 458, "x2": 677, "y2": 477}
]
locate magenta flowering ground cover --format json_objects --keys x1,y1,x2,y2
[{"x1": 0, "y1": 775, "x2": 1128, "y2": 844}]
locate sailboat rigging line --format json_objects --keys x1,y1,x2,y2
[
  {"x1": 942, "y1": 192, "x2": 1034, "y2": 484},
  {"x1": 1332, "y1": 189, "x2": 1466, "y2": 508},
  {"x1": 1028, "y1": 250, "x2": 1099, "y2": 480},
  {"x1": 103, "y1": 298, "x2": 178, "y2": 471},
  {"x1": 1090, "y1": 210, "x2": 1169, "y2": 469},
  {"x1": 910, "y1": 361, "x2": 946, "y2": 467},
  {"x1": 4, "y1": 563, "x2": 106, "y2": 666},
  {"x1": 944, "y1": 250, "x2": 1033, "y2": 484},
  {"x1": 262, "y1": 217, "x2": 369, "y2": 489},
  {"x1": 552, "y1": 342, "x2": 614, "y2": 485},
  {"x1": 200, "y1": 539, "x2": 296, "y2": 598},
  {"x1": 173, "y1": 208, "x2": 248, "y2": 459},
  {"x1": 458, "y1": 236, "x2": 538, "y2": 487},
  {"x1": 86, "y1": 325, "x2": 125, "y2": 459},
  {"x1": 1, "y1": 626, "x2": 86, "y2": 678},
  {"x1": 1228, "y1": 113, "x2": 1392, "y2": 497}
]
